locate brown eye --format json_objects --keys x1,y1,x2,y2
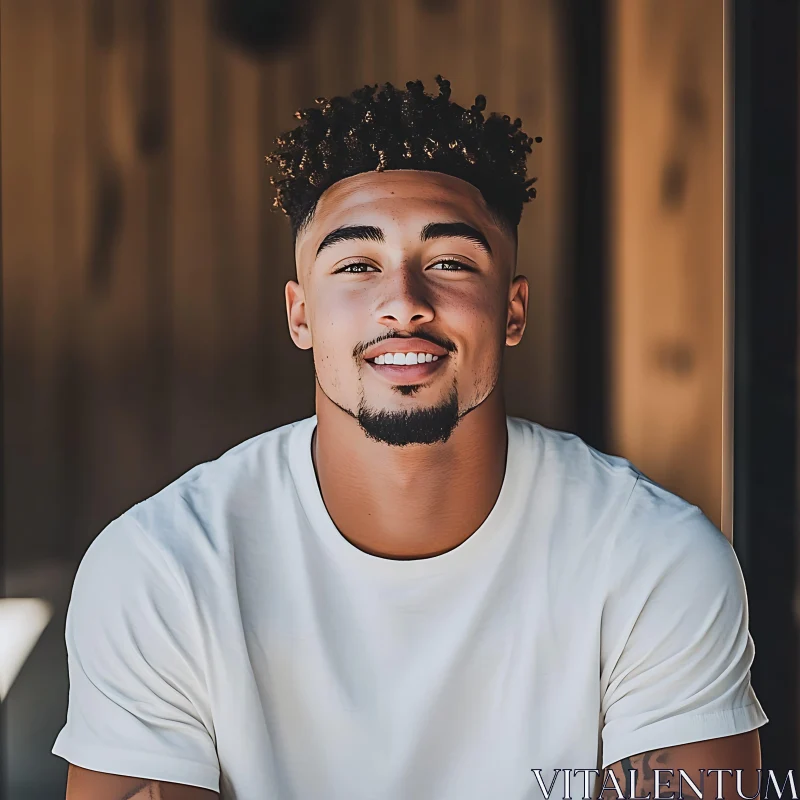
[
  {"x1": 428, "y1": 260, "x2": 470, "y2": 271},
  {"x1": 336, "y1": 263, "x2": 378, "y2": 274}
]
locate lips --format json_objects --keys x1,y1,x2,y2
[{"x1": 362, "y1": 337, "x2": 449, "y2": 361}]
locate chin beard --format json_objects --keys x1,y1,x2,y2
[{"x1": 356, "y1": 386, "x2": 461, "y2": 446}]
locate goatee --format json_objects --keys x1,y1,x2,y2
[{"x1": 356, "y1": 386, "x2": 460, "y2": 446}]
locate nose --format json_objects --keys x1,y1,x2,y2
[{"x1": 375, "y1": 269, "x2": 435, "y2": 328}]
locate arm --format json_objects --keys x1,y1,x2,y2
[
  {"x1": 66, "y1": 764, "x2": 219, "y2": 800},
  {"x1": 52, "y1": 517, "x2": 220, "y2": 794},
  {"x1": 598, "y1": 488, "x2": 768, "y2": 784},
  {"x1": 602, "y1": 730, "x2": 761, "y2": 799}
]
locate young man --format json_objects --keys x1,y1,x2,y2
[{"x1": 54, "y1": 78, "x2": 766, "y2": 800}]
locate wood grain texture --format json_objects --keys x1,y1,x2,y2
[
  {"x1": 3, "y1": 0, "x2": 79, "y2": 562},
  {"x1": 609, "y1": 0, "x2": 726, "y2": 530}
]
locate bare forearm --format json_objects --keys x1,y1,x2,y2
[
  {"x1": 604, "y1": 731, "x2": 761, "y2": 800},
  {"x1": 66, "y1": 765, "x2": 218, "y2": 800}
]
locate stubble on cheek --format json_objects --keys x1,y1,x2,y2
[
  {"x1": 456, "y1": 342, "x2": 503, "y2": 415},
  {"x1": 313, "y1": 342, "x2": 344, "y2": 395}
]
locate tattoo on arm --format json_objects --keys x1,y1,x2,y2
[
  {"x1": 621, "y1": 757, "x2": 634, "y2": 797},
  {"x1": 610, "y1": 749, "x2": 705, "y2": 800}
]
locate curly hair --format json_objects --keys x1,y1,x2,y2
[{"x1": 265, "y1": 76, "x2": 541, "y2": 239}]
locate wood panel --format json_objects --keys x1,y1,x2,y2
[
  {"x1": 502, "y1": 0, "x2": 568, "y2": 427},
  {"x1": 3, "y1": 0, "x2": 80, "y2": 564},
  {"x1": 609, "y1": 0, "x2": 727, "y2": 531}
]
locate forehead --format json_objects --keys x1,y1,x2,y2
[{"x1": 294, "y1": 170, "x2": 509, "y2": 264}]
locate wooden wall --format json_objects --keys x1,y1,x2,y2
[{"x1": 608, "y1": 0, "x2": 728, "y2": 532}]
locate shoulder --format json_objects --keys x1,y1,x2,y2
[
  {"x1": 510, "y1": 416, "x2": 639, "y2": 498},
  {"x1": 130, "y1": 416, "x2": 312, "y2": 550},
  {"x1": 611, "y1": 472, "x2": 736, "y2": 584},
  {"x1": 83, "y1": 417, "x2": 314, "y2": 590},
  {"x1": 599, "y1": 471, "x2": 746, "y2": 654},
  {"x1": 508, "y1": 416, "x2": 643, "y2": 543},
  {"x1": 509, "y1": 416, "x2": 737, "y2": 580}
]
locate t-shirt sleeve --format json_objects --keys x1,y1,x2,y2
[
  {"x1": 599, "y1": 478, "x2": 768, "y2": 768},
  {"x1": 51, "y1": 514, "x2": 220, "y2": 792}
]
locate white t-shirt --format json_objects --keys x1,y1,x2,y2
[{"x1": 52, "y1": 416, "x2": 767, "y2": 799}]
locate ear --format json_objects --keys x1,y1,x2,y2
[
  {"x1": 506, "y1": 274, "x2": 528, "y2": 346},
  {"x1": 285, "y1": 280, "x2": 312, "y2": 350}
]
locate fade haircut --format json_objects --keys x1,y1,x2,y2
[{"x1": 265, "y1": 75, "x2": 541, "y2": 240}]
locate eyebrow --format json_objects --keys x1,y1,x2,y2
[
  {"x1": 314, "y1": 220, "x2": 493, "y2": 258},
  {"x1": 420, "y1": 221, "x2": 492, "y2": 255},
  {"x1": 316, "y1": 225, "x2": 384, "y2": 257}
]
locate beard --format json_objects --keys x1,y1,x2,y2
[{"x1": 356, "y1": 384, "x2": 461, "y2": 446}]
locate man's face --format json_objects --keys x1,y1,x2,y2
[{"x1": 287, "y1": 170, "x2": 528, "y2": 446}]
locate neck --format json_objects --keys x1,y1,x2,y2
[{"x1": 312, "y1": 384, "x2": 509, "y2": 559}]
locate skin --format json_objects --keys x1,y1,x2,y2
[
  {"x1": 65, "y1": 765, "x2": 217, "y2": 799},
  {"x1": 67, "y1": 732, "x2": 761, "y2": 800},
  {"x1": 66, "y1": 169, "x2": 761, "y2": 796},
  {"x1": 599, "y1": 732, "x2": 762, "y2": 799},
  {"x1": 287, "y1": 169, "x2": 527, "y2": 558}
]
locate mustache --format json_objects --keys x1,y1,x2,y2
[{"x1": 352, "y1": 330, "x2": 458, "y2": 360}]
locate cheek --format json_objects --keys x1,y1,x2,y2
[
  {"x1": 307, "y1": 289, "x2": 368, "y2": 373},
  {"x1": 443, "y1": 291, "x2": 508, "y2": 356}
]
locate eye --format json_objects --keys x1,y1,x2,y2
[
  {"x1": 428, "y1": 259, "x2": 472, "y2": 272},
  {"x1": 334, "y1": 262, "x2": 379, "y2": 274}
]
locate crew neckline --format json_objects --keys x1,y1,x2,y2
[{"x1": 287, "y1": 414, "x2": 528, "y2": 579}]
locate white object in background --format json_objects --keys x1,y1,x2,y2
[{"x1": 0, "y1": 598, "x2": 53, "y2": 701}]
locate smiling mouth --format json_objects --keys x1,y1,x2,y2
[{"x1": 365, "y1": 352, "x2": 447, "y2": 385}]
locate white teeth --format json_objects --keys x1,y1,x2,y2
[{"x1": 373, "y1": 352, "x2": 443, "y2": 364}]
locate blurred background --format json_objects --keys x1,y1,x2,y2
[{"x1": 0, "y1": 0, "x2": 797, "y2": 797}]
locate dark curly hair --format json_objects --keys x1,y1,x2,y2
[{"x1": 265, "y1": 76, "x2": 541, "y2": 239}]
